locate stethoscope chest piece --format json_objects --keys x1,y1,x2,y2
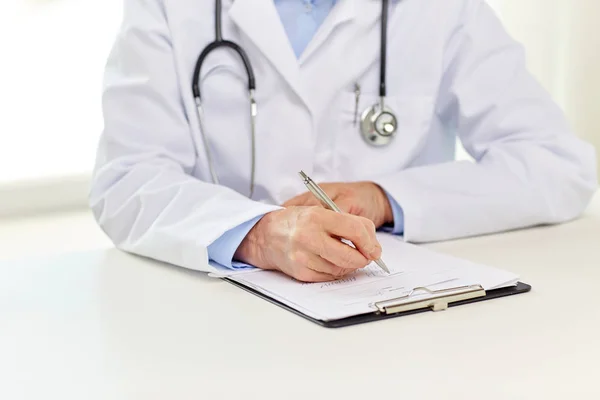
[{"x1": 360, "y1": 103, "x2": 398, "y2": 147}]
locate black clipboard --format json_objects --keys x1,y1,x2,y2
[{"x1": 224, "y1": 278, "x2": 532, "y2": 328}]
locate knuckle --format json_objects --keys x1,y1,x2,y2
[
  {"x1": 292, "y1": 250, "x2": 309, "y2": 267},
  {"x1": 332, "y1": 266, "x2": 348, "y2": 278},
  {"x1": 364, "y1": 218, "x2": 376, "y2": 233},
  {"x1": 341, "y1": 248, "x2": 366, "y2": 269},
  {"x1": 355, "y1": 217, "x2": 378, "y2": 253},
  {"x1": 288, "y1": 249, "x2": 298, "y2": 262},
  {"x1": 351, "y1": 216, "x2": 365, "y2": 231},
  {"x1": 313, "y1": 236, "x2": 327, "y2": 258},
  {"x1": 294, "y1": 268, "x2": 316, "y2": 283},
  {"x1": 339, "y1": 249, "x2": 353, "y2": 267},
  {"x1": 337, "y1": 214, "x2": 359, "y2": 233},
  {"x1": 299, "y1": 207, "x2": 322, "y2": 225},
  {"x1": 354, "y1": 216, "x2": 374, "y2": 233},
  {"x1": 293, "y1": 229, "x2": 312, "y2": 246},
  {"x1": 304, "y1": 256, "x2": 318, "y2": 272},
  {"x1": 349, "y1": 220, "x2": 366, "y2": 239}
]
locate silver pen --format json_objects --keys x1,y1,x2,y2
[{"x1": 298, "y1": 171, "x2": 390, "y2": 274}]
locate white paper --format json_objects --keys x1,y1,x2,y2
[{"x1": 228, "y1": 233, "x2": 520, "y2": 321}]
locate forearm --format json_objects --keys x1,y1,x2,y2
[
  {"x1": 377, "y1": 0, "x2": 597, "y2": 243},
  {"x1": 90, "y1": 160, "x2": 281, "y2": 271},
  {"x1": 374, "y1": 141, "x2": 596, "y2": 243}
]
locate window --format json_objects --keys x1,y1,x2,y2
[{"x1": 0, "y1": 0, "x2": 122, "y2": 185}]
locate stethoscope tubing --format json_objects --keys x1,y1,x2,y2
[{"x1": 191, "y1": 0, "x2": 393, "y2": 197}]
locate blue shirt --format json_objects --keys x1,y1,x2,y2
[
  {"x1": 275, "y1": 0, "x2": 339, "y2": 58},
  {"x1": 208, "y1": 0, "x2": 405, "y2": 268}
]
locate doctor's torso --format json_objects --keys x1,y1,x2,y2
[{"x1": 164, "y1": 0, "x2": 462, "y2": 202}]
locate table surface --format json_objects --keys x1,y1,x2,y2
[{"x1": 2, "y1": 195, "x2": 599, "y2": 400}]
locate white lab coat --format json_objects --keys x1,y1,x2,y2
[{"x1": 90, "y1": 0, "x2": 597, "y2": 272}]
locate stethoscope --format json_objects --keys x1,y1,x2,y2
[{"x1": 192, "y1": 0, "x2": 397, "y2": 198}]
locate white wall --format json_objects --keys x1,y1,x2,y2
[
  {"x1": 497, "y1": 0, "x2": 600, "y2": 177},
  {"x1": 562, "y1": 2, "x2": 600, "y2": 171}
]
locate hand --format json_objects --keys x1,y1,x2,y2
[
  {"x1": 234, "y1": 207, "x2": 382, "y2": 282},
  {"x1": 282, "y1": 182, "x2": 394, "y2": 229}
]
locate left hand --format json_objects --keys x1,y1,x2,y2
[{"x1": 282, "y1": 182, "x2": 394, "y2": 229}]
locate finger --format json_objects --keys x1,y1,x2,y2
[
  {"x1": 296, "y1": 196, "x2": 321, "y2": 207},
  {"x1": 303, "y1": 252, "x2": 352, "y2": 277},
  {"x1": 318, "y1": 236, "x2": 371, "y2": 270},
  {"x1": 281, "y1": 247, "x2": 338, "y2": 283},
  {"x1": 323, "y1": 213, "x2": 382, "y2": 260},
  {"x1": 293, "y1": 268, "x2": 338, "y2": 283},
  {"x1": 283, "y1": 192, "x2": 314, "y2": 207},
  {"x1": 283, "y1": 184, "x2": 339, "y2": 208}
]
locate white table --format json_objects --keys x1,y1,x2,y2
[{"x1": 2, "y1": 195, "x2": 599, "y2": 400}]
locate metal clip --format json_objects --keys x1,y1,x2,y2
[
  {"x1": 353, "y1": 83, "x2": 361, "y2": 127},
  {"x1": 374, "y1": 284, "x2": 486, "y2": 314}
]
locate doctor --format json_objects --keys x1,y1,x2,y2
[{"x1": 91, "y1": 0, "x2": 597, "y2": 282}]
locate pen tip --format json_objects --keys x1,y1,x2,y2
[{"x1": 376, "y1": 259, "x2": 390, "y2": 274}]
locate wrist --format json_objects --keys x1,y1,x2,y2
[
  {"x1": 383, "y1": 199, "x2": 394, "y2": 226},
  {"x1": 234, "y1": 211, "x2": 275, "y2": 267},
  {"x1": 374, "y1": 183, "x2": 394, "y2": 226}
]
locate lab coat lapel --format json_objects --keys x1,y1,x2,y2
[
  {"x1": 302, "y1": 0, "x2": 382, "y2": 114},
  {"x1": 298, "y1": 0, "x2": 357, "y2": 65},
  {"x1": 229, "y1": 0, "x2": 309, "y2": 109}
]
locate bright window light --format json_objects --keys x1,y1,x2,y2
[{"x1": 0, "y1": 0, "x2": 122, "y2": 184}]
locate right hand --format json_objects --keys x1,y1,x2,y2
[{"x1": 234, "y1": 207, "x2": 383, "y2": 282}]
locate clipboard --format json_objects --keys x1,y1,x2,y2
[{"x1": 224, "y1": 278, "x2": 532, "y2": 328}]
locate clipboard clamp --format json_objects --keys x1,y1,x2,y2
[{"x1": 373, "y1": 284, "x2": 486, "y2": 314}]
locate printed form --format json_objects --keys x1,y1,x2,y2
[{"x1": 228, "y1": 234, "x2": 520, "y2": 321}]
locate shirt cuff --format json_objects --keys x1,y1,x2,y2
[
  {"x1": 381, "y1": 191, "x2": 405, "y2": 234},
  {"x1": 207, "y1": 215, "x2": 264, "y2": 269}
]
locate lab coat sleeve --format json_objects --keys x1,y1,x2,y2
[
  {"x1": 89, "y1": 0, "x2": 281, "y2": 272},
  {"x1": 207, "y1": 215, "x2": 264, "y2": 269},
  {"x1": 380, "y1": 192, "x2": 405, "y2": 235},
  {"x1": 374, "y1": 0, "x2": 598, "y2": 243}
]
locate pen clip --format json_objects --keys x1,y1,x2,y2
[{"x1": 353, "y1": 83, "x2": 361, "y2": 127}]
